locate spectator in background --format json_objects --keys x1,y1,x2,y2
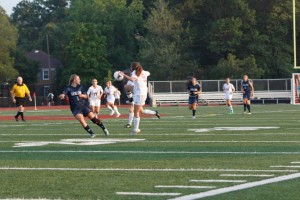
[{"x1": 47, "y1": 92, "x2": 54, "y2": 106}]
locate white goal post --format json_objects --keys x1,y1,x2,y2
[{"x1": 293, "y1": 0, "x2": 300, "y2": 69}]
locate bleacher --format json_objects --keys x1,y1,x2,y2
[{"x1": 150, "y1": 91, "x2": 291, "y2": 106}]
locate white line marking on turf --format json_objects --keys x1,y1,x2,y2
[
  {"x1": 220, "y1": 174, "x2": 274, "y2": 177},
  {"x1": 2, "y1": 150, "x2": 300, "y2": 155},
  {"x1": 190, "y1": 179, "x2": 247, "y2": 183},
  {"x1": 116, "y1": 192, "x2": 181, "y2": 196},
  {"x1": 155, "y1": 185, "x2": 216, "y2": 189},
  {"x1": 188, "y1": 127, "x2": 279, "y2": 133},
  {"x1": 13, "y1": 138, "x2": 145, "y2": 147},
  {"x1": 169, "y1": 173, "x2": 300, "y2": 200},
  {"x1": 0, "y1": 167, "x2": 297, "y2": 173},
  {"x1": 291, "y1": 162, "x2": 300, "y2": 164},
  {"x1": 270, "y1": 165, "x2": 300, "y2": 168}
]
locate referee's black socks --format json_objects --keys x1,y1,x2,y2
[
  {"x1": 247, "y1": 104, "x2": 251, "y2": 112},
  {"x1": 15, "y1": 111, "x2": 24, "y2": 119},
  {"x1": 192, "y1": 110, "x2": 196, "y2": 116}
]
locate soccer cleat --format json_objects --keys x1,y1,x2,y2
[
  {"x1": 103, "y1": 128, "x2": 109, "y2": 136},
  {"x1": 131, "y1": 129, "x2": 141, "y2": 136},
  {"x1": 155, "y1": 111, "x2": 161, "y2": 119},
  {"x1": 116, "y1": 113, "x2": 121, "y2": 118},
  {"x1": 243, "y1": 111, "x2": 247, "y2": 114},
  {"x1": 14, "y1": 116, "x2": 19, "y2": 122},
  {"x1": 247, "y1": 112, "x2": 252, "y2": 115},
  {"x1": 22, "y1": 119, "x2": 26, "y2": 122},
  {"x1": 192, "y1": 116, "x2": 196, "y2": 119},
  {"x1": 109, "y1": 110, "x2": 115, "y2": 116},
  {"x1": 90, "y1": 133, "x2": 95, "y2": 138},
  {"x1": 124, "y1": 124, "x2": 131, "y2": 128}
]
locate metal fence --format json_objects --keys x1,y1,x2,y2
[{"x1": 148, "y1": 79, "x2": 291, "y2": 94}]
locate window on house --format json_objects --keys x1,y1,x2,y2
[{"x1": 43, "y1": 69, "x2": 49, "y2": 80}]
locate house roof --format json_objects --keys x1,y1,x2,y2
[{"x1": 26, "y1": 50, "x2": 62, "y2": 69}]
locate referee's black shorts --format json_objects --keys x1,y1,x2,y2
[{"x1": 15, "y1": 97, "x2": 25, "y2": 107}]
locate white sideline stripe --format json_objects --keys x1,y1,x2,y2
[
  {"x1": 0, "y1": 167, "x2": 297, "y2": 173},
  {"x1": 291, "y1": 162, "x2": 300, "y2": 164},
  {"x1": 169, "y1": 173, "x2": 300, "y2": 200},
  {"x1": 220, "y1": 174, "x2": 274, "y2": 177},
  {"x1": 270, "y1": 165, "x2": 300, "y2": 168},
  {"x1": 155, "y1": 185, "x2": 216, "y2": 189},
  {"x1": 190, "y1": 179, "x2": 247, "y2": 183},
  {"x1": 116, "y1": 192, "x2": 181, "y2": 196},
  {"x1": 1, "y1": 150, "x2": 300, "y2": 155}
]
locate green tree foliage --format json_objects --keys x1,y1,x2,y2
[
  {"x1": 61, "y1": 23, "x2": 110, "y2": 86},
  {"x1": 140, "y1": 0, "x2": 198, "y2": 80},
  {"x1": 0, "y1": 7, "x2": 18, "y2": 82}
]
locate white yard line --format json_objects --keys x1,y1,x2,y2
[
  {"x1": 169, "y1": 173, "x2": 300, "y2": 200},
  {"x1": 0, "y1": 167, "x2": 297, "y2": 173},
  {"x1": 220, "y1": 174, "x2": 274, "y2": 177},
  {"x1": 291, "y1": 162, "x2": 300, "y2": 164},
  {"x1": 270, "y1": 165, "x2": 300, "y2": 168},
  {"x1": 116, "y1": 192, "x2": 181, "y2": 196},
  {"x1": 190, "y1": 179, "x2": 247, "y2": 183},
  {"x1": 1, "y1": 150, "x2": 300, "y2": 155},
  {"x1": 155, "y1": 185, "x2": 216, "y2": 189}
]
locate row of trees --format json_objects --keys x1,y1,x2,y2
[{"x1": 1, "y1": 0, "x2": 300, "y2": 87}]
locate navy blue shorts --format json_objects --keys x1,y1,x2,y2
[
  {"x1": 243, "y1": 92, "x2": 251, "y2": 100},
  {"x1": 189, "y1": 96, "x2": 198, "y2": 104},
  {"x1": 71, "y1": 106, "x2": 91, "y2": 117}
]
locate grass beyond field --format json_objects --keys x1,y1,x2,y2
[{"x1": 0, "y1": 104, "x2": 300, "y2": 200}]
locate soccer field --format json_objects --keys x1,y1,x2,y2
[{"x1": 0, "y1": 104, "x2": 300, "y2": 200}]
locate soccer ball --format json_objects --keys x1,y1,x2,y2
[{"x1": 114, "y1": 71, "x2": 124, "y2": 81}]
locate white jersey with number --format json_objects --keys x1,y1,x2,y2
[
  {"x1": 131, "y1": 70, "x2": 150, "y2": 96},
  {"x1": 105, "y1": 86, "x2": 117, "y2": 103},
  {"x1": 87, "y1": 85, "x2": 103, "y2": 101}
]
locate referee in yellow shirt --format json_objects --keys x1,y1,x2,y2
[{"x1": 10, "y1": 77, "x2": 32, "y2": 121}]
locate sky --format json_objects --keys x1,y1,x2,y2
[{"x1": 0, "y1": 0, "x2": 22, "y2": 16}]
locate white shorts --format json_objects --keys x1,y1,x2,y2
[
  {"x1": 225, "y1": 94, "x2": 233, "y2": 100},
  {"x1": 133, "y1": 95, "x2": 147, "y2": 106},
  {"x1": 107, "y1": 96, "x2": 115, "y2": 104},
  {"x1": 90, "y1": 99, "x2": 101, "y2": 107}
]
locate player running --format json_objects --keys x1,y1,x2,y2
[
  {"x1": 59, "y1": 74, "x2": 109, "y2": 138},
  {"x1": 120, "y1": 64, "x2": 151, "y2": 135},
  {"x1": 187, "y1": 77, "x2": 201, "y2": 119},
  {"x1": 104, "y1": 81, "x2": 121, "y2": 117},
  {"x1": 123, "y1": 62, "x2": 160, "y2": 128},
  {"x1": 223, "y1": 78, "x2": 235, "y2": 114},
  {"x1": 87, "y1": 79, "x2": 103, "y2": 118},
  {"x1": 10, "y1": 77, "x2": 32, "y2": 122},
  {"x1": 241, "y1": 75, "x2": 254, "y2": 114}
]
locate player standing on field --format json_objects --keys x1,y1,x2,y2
[
  {"x1": 223, "y1": 78, "x2": 235, "y2": 114},
  {"x1": 123, "y1": 62, "x2": 160, "y2": 128},
  {"x1": 104, "y1": 81, "x2": 121, "y2": 117},
  {"x1": 120, "y1": 64, "x2": 150, "y2": 135},
  {"x1": 87, "y1": 79, "x2": 103, "y2": 118},
  {"x1": 59, "y1": 74, "x2": 109, "y2": 138},
  {"x1": 241, "y1": 75, "x2": 254, "y2": 114},
  {"x1": 10, "y1": 77, "x2": 32, "y2": 122},
  {"x1": 187, "y1": 77, "x2": 201, "y2": 119}
]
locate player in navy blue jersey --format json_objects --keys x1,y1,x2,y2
[
  {"x1": 59, "y1": 74, "x2": 109, "y2": 138},
  {"x1": 187, "y1": 77, "x2": 201, "y2": 119},
  {"x1": 241, "y1": 75, "x2": 254, "y2": 114}
]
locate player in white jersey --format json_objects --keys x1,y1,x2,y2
[
  {"x1": 120, "y1": 63, "x2": 152, "y2": 135},
  {"x1": 123, "y1": 62, "x2": 160, "y2": 128},
  {"x1": 87, "y1": 79, "x2": 103, "y2": 118},
  {"x1": 223, "y1": 78, "x2": 235, "y2": 114},
  {"x1": 104, "y1": 81, "x2": 120, "y2": 117}
]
